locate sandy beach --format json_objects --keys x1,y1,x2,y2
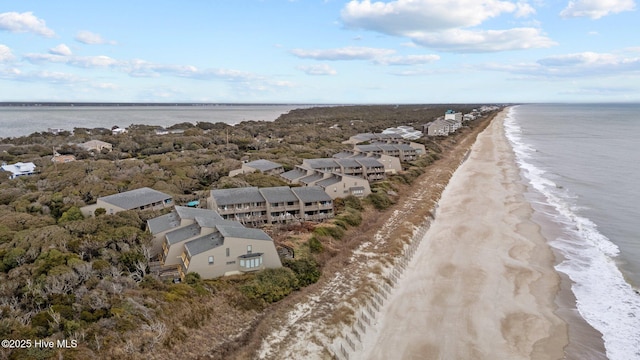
[{"x1": 355, "y1": 109, "x2": 569, "y2": 360}]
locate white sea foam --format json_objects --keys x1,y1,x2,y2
[{"x1": 504, "y1": 106, "x2": 640, "y2": 360}]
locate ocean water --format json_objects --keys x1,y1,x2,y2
[
  {"x1": 0, "y1": 104, "x2": 305, "y2": 139},
  {"x1": 504, "y1": 104, "x2": 640, "y2": 360}
]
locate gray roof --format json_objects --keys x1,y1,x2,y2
[
  {"x1": 184, "y1": 232, "x2": 224, "y2": 257},
  {"x1": 299, "y1": 172, "x2": 324, "y2": 185},
  {"x1": 99, "y1": 187, "x2": 172, "y2": 210},
  {"x1": 335, "y1": 158, "x2": 361, "y2": 168},
  {"x1": 292, "y1": 186, "x2": 332, "y2": 202},
  {"x1": 175, "y1": 206, "x2": 223, "y2": 221},
  {"x1": 333, "y1": 151, "x2": 355, "y2": 159},
  {"x1": 303, "y1": 158, "x2": 340, "y2": 170},
  {"x1": 245, "y1": 159, "x2": 282, "y2": 171},
  {"x1": 147, "y1": 212, "x2": 179, "y2": 235},
  {"x1": 165, "y1": 223, "x2": 201, "y2": 245},
  {"x1": 211, "y1": 187, "x2": 265, "y2": 206},
  {"x1": 195, "y1": 216, "x2": 243, "y2": 229},
  {"x1": 354, "y1": 144, "x2": 382, "y2": 152},
  {"x1": 259, "y1": 186, "x2": 298, "y2": 203},
  {"x1": 148, "y1": 206, "x2": 224, "y2": 235},
  {"x1": 354, "y1": 158, "x2": 384, "y2": 168},
  {"x1": 316, "y1": 176, "x2": 341, "y2": 187},
  {"x1": 350, "y1": 133, "x2": 375, "y2": 142},
  {"x1": 280, "y1": 169, "x2": 307, "y2": 181},
  {"x1": 394, "y1": 143, "x2": 415, "y2": 151},
  {"x1": 217, "y1": 224, "x2": 272, "y2": 241}
]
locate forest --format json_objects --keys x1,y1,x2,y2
[{"x1": 0, "y1": 104, "x2": 489, "y2": 359}]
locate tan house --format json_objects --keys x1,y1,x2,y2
[
  {"x1": 354, "y1": 143, "x2": 419, "y2": 162},
  {"x1": 229, "y1": 159, "x2": 285, "y2": 177},
  {"x1": 147, "y1": 206, "x2": 281, "y2": 280},
  {"x1": 81, "y1": 187, "x2": 173, "y2": 217},
  {"x1": 51, "y1": 154, "x2": 76, "y2": 163},
  {"x1": 79, "y1": 140, "x2": 112, "y2": 152},
  {"x1": 300, "y1": 158, "x2": 386, "y2": 181},
  {"x1": 208, "y1": 185, "x2": 334, "y2": 225},
  {"x1": 333, "y1": 151, "x2": 402, "y2": 175}
]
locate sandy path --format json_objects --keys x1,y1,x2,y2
[{"x1": 356, "y1": 109, "x2": 568, "y2": 360}]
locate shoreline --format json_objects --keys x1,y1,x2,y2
[{"x1": 355, "y1": 108, "x2": 578, "y2": 359}]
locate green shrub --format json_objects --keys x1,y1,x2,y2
[
  {"x1": 367, "y1": 192, "x2": 393, "y2": 210},
  {"x1": 240, "y1": 267, "x2": 299, "y2": 304},
  {"x1": 283, "y1": 258, "x2": 321, "y2": 287},
  {"x1": 336, "y1": 208, "x2": 362, "y2": 227},
  {"x1": 313, "y1": 225, "x2": 344, "y2": 240},
  {"x1": 343, "y1": 195, "x2": 363, "y2": 211},
  {"x1": 308, "y1": 237, "x2": 323, "y2": 253}
]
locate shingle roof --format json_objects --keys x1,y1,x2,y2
[
  {"x1": 332, "y1": 151, "x2": 355, "y2": 159},
  {"x1": 298, "y1": 172, "x2": 324, "y2": 185},
  {"x1": 280, "y1": 169, "x2": 307, "y2": 181},
  {"x1": 165, "y1": 223, "x2": 201, "y2": 245},
  {"x1": 303, "y1": 158, "x2": 340, "y2": 170},
  {"x1": 394, "y1": 143, "x2": 415, "y2": 151},
  {"x1": 354, "y1": 158, "x2": 384, "y2": 168},
  {"x1": 259, "y1": 186, "x2": 298, "y2": 203},
  {"x1": 210, "y1": 187, "x2": 265, "y2": 206},
  {"x1": 354, "y1": 144, "x2": 382, "y2": 152},
  {"x1": 147, "y1": 212, "x2": 180, "y2": 235},
  {"x1": 195, "y1": 216, "x2": 243, "y2": 229},
  {"x1": 244, "y1": 159, "x2": 282, "y2": 171},
  {"x1": 184, "y1": 232, "x2": 224, "y2": 257},
  {"x1": 99, "y1": 187, "x2": 172, "y2": 210},
  {"x1": 175, "y1": 206, "x2": 223, "y2": 222},
  {"x1": 316, "y1": 176, "x2": 341, "y2": 187},
  {"x1": 292, "y1": 186, "x2": 332, "y2": 202},
  {"x1": 335, "y1": 158, "x2": 361, "y2": 168},
  {"x1": 217, "y1": 225, "x2": 272, "y2": 241}
]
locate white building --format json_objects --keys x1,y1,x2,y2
[{"x1": 1, "y1": 162, "x2": 36, "y2": 179}]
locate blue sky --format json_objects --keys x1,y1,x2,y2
[{"x1": 0, "y1": 0, "x2": 638, "y2": 103}]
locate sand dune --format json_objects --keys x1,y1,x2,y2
[{"x1": 355, "y1": 109, "x2": 568, "y2": 360}]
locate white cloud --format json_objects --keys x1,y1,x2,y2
[
  {"x1": 483, "y1": 51, "x2": 640, "y2": 77},
  {"x1": 537, "y1": 52, "x2": 620, "y2": 67},
  {"x1": 290, "y1": 46, "x2": 395, "y2": 60},
  {"x1": 49, "y1": 44, "x2": 72, "y2": 56},
  {"x1": 24, "y1": 53, "x2": 118, "y2": 68},
  {"x1": 0, "y1": 44, "x2": 14, "y2": 62},
  {"x1": 342, "y1": 0, "x2": 517, "y2": 34},
  {"x1": 75, "y1": 30, "x2": 117, "y2": 45},
  {"x1": 374, "y1": 54, "x2": 440, "y2": 65},
  {"x1": 515, "y1": 2, "x2": 537, "y2": 17},
  {"x1": 297, "y1": 64, "x2": 338, "y2": 75},
  {"x1": 0, "y1": 69, "x2": 84, "y2": 84},
  {"x1": 0, "y1": 11, "x2": 55, "y2": 37},
  {"x1": 340, "y1": 0, "x2": 554, "y2": 52},
  {"x1": 560, "y1": 0, "x2": 635, "y2": 19},
  {"x1": 93, "y1": 82, "x2": 119, "y2": 90},
  {"x1": 411, "y1": 28, "x2": 556, "y2": 52}
]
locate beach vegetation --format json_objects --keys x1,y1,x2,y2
[{"x1": 0, "y1": 104, "x2": 495, "y2": 358}]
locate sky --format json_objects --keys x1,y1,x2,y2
[{"x1": 0, "y1": 0, "x2": 638, "y2": 103}]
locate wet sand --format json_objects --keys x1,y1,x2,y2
[{"x1": 356, "y1": 109, "x2": 572, "y2": 359}]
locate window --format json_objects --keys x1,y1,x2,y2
[
  {"x1": 247, "y1": 245, "x2": 252, "y2": 254},
  {"x1": 226, "y1": 248, "x2": 230, "y2": 257},
  {"x1": 208, "y1": 256, "x2": 214, "y2": 265}
]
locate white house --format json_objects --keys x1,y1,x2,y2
[{"x1": 1, "y1": 162, "x2": 36, "y2": 179}]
